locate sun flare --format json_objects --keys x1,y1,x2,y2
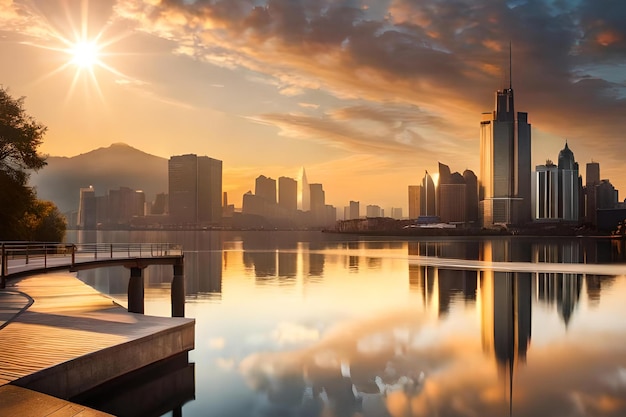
[{"x1": 70, "y1": 40, "x2": 100, "y2": 69}]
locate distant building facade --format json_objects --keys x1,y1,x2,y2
[
  {"x1": 479, "y1": 79, "x2": 531, "y2": 227},
  {"x1": 78, "y1": 186, "x2": 96, "y2": 229},
  {"x1": 408, "y1": 185, "x2": 422, "y2": 219},
  {"x1": 168, "y1": 154, "x2": 222, "y2": 225},
  {"x1": 278, "y1": 176, "x2": 297, "y2": 213}
]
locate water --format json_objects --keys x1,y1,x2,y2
[{"x1": 67, "y1": 231, "x2": 626, "y2": 417}]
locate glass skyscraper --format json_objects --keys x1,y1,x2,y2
[{"x1": 479, "y1": 79, "x2": 531, "y2": 226}]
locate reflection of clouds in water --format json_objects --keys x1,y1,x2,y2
[
  {"x1": 273, "y1": 322, "x2": 320, "y2": 346},
  {"x1": 237, "y1": 308, "x2": 626, "y2": 417},
  {"x1": 208, "y1": 337, "x2": 225, "y2": 350}
]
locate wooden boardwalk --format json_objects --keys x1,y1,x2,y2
[{"x1": 0, "y1": 272, "x2": 194, "y2": 414}]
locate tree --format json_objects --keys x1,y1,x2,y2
[{"x1": 0, "y1": 87, "x2": 66, "y2": 241}]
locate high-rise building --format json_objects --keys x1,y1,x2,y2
[
  {"x1": 585, "y1": 162, "x2": 600, "y2": 225},
  {"x1": 439, "y1": 173, "x2": 467, "y2": 223},
  {"x1": 463, "y1": 170, "x2": 479, "y2": 223},
  {"x1": 169, "y1": 154, "x2": 222, "y2": 225},
  {"x1": 366, "y1": 205, "x2": 382, "y2": 218},
  {"x1": 408, "y1": 185, "x2": 422, "y2": 219},
  {"x1": 255, "y1": 175, "x2": 277, "y2": 204},
  {"x1": 391, "y1": 207, "x2": 403, "y2": 219},
  {"x1": 421, "y1": 171, "x2": 436, "y2": 216},
  {"x1": 533, "y1": 143, "x2": 581, "y2": 222},
  {"x1": 78, "y1": 186, "x2": 96, "y2": 229},
  {"x1": 298, "y1": 167, "x2": 310, "y2": 211},
  {"x1": 557, "y1": 142, "x2": 579, "y2": 221},
  {"x1": 437, "y1": 162, "x2": 452, "y2": 217},
  {"x1": 309, "y1": 183, "x2": 325, "y2": 224},
  {"x1": 278, "y1": 176, "x2": 297, "y2": 212},
  {"x1": 532, "y1": 161, "x2": 559, "y2": 220},
  {"x1": 479, "y1": 61, "x2": 531, "y2": 226},
  {"x1": 349, "y1": 201, "x2": 360, "y2": 220}
]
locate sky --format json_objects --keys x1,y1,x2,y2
[{"x1": 1, "y1": 0, "x2": 625, "y2": 211}]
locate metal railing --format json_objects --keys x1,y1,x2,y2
[{"x1": 1, "y1": 242, "x2": 183, "y2": 287}]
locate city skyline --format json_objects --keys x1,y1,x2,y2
[{"x1": 1, "y1": 0, "x2": 625, "y2": 210}]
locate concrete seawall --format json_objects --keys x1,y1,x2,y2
[{"x1": 0, "y1": 272, "x2": 195, "y2": 415}]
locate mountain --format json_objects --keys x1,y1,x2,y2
[{"x1": 30, "y1": 143, "x2": 168, "y2": 213}]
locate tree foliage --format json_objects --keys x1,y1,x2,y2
[{"x1": 0, "y1": 88, "x2": 65, "y2": 241}]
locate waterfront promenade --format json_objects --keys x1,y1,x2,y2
[{"x1": 0, "y1": 259, "x2": 194, "y2": 415}]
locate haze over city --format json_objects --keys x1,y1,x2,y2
[{"x1": 1, "y1": 0, "x2": 625, "y2": 210}]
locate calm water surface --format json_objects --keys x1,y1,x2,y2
[{"x1": 68, "y1": 231, "x2": 626, "y2": 417}]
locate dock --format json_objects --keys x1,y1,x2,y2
[{"x1": 0, "y1": 271, "x2": 195, "y2": 415}]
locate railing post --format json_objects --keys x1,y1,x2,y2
[
  {"x1": 1, "y1": 243, "x2": 6, "y2": 289},
  {"x1": 71, "y1": 244, "x2": 75, "y2": 267},
  {"x1": 94, "y1": 244, "x2": 98, "y2": 260},
  {"x1": 110, "y1": 244, "x2": 113, "y2": 259},
  {"x1": 25, "y1": 245, "x2": 29, "y2": 265},
  {"x1": 44, "y1": 244, "x2": 47, "y2": 269}
]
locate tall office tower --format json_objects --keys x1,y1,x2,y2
[
  {"x1": 78, "y1": 186, "x2": 96, "y2": 229},
  {"x1": 480, "y1": 241, "x2": 532, "y2": 385},
  {"x1": 278, "y1": 176, "x2": 297, "y2": 212},
  {"x1": 421, "y1": 171, "x2": 436, "y2": 216},
  {"x1": 479, "y1": 61, "x2": 531, "y2": 226},
  {"x1": 532, "y1": 161, "x2": 559, "y2": 220},
  {"x1": 391, "y1": 207, "x2": 403, "y2": 219},
  {"x1": 557, "y1": 142, "x2": 579, "y2": 221},
  {"x1": 255, "y1": 175, "x2": 277, "y2": 204},
  {"x1": 585, "y1": 162, "x2": 600, "y2": 225},
  {"x1": 309, "y1": 183, "x2": 325, "y2": 223},
  {"x1": 343, "y1": 206, "x2": 350, "y2": 221},
  {"x1": 198, "y1": 156, "x2": 222, "y2": 224},
  {"x1": 463, "y1": 170, "x2": 479, "y2": 223},
  {"x1": 151, "y1": 192, "x2": 168, "y2": 215},
  {"x1": 437, "y1": 162, "x2": 452, "y2": 217},
  {"x1": 298, "y1": 167, "x2": 310, "y2": 211},
  {"x1": 349, "y1": 200, "x2": 360, "y2": 220},
  {"x1": 408, "y1": 185, "x2": 422, "y2": 219},
  {"x1": 169, "y1": 154, "x2": 222, "y2": 225},
  {"x1": 439, "y1": 173, "x2": 467, "y2": 223},
  {"x1": 597, "y1": 180, "x2": 618, "y2": 209},
  {"x1": 366, "y1": 205, "x2": 382, "y2": 217}
]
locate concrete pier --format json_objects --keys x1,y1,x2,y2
[{"x1": 0, "y1": 272, "x2": 195, "y2": 415}]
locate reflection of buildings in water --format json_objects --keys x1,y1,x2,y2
[
  {"x1": 407, "y1": 261, "x2": 476, "y2": 316},
  {"x1": 366, "y1": 257, "x2": 382, "y2": 269},
  {"x1": 278, "y1": 252, "x2": 297, "y2": 278},
  {"x1": 585, "y1": 275, "x2": 616, "y2": 307},
  {"x1": 481, "y1": 271, "x2": 532, "y2": 373},
  {"x1": 437, "y1": 269, "x2": 477, "y2": 317},
  {"x1": 309, "y1": 253, "x2": 325, "y2": 277},
  {"x1": 348, "y1": 255, "x2": 359, "y2": 272},
  {"x1": 536, "y1": 273, "x2": 582, "y2": 326},
  {"x1": 480, "y1": 240, "x2": 532, "y2": 414},
  {"x1": 245, "y1": 251, "x2": 277, "y2": 278}
]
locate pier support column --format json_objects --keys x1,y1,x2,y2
[
  {"x1": 128, "y1": 267, "x2": 144, "y2": 314},
  {"x1": 171, "y1": 264, "x2": 185, "y2": 318}
]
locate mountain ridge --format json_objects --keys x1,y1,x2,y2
[{"x1": 30, "y1": 143, "x2": 169, "y2": 213}]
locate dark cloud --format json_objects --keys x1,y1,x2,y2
[{"x1": 114, "y1": 0, "x2": 626, "y2": 187}]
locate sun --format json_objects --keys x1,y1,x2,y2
[{"x1": 69, "y1": 40, "x2": 100, "y2": 69}]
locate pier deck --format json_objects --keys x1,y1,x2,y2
[{"x1": 0, "y1": 272, "x2": 194, "y2": 414}]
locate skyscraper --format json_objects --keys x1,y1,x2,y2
[
  {"x1": 585, "y1": 162, "x2": 600, "y2": 225},
  {"x1": 255, "y1": 175, "x2": 277, "y2": 204},
  {"x1": 349, "y1": 200, "x2": 360, "y2": 220},
  {"x1": 298, "y1": 167, "x2": 310, "y2": 211},
  {"x1": 169, "y1": 154, "x2": 222, "y2": 225},
  {"x1": 278, "y1": 176, "x2": 297, "y2": 212},
  {"x1": 557, "y1": 142, "x2": 579, "y2": 221},
  {"x1": 532, "y1": 161, "x2": 559, "y2": 220},
  {"x1": 421, "y1": 171, "x2": 436, "y2": 216},
  {"x1": 408, "y1": 185, "x2": 422, "y2": 219},
  {"x1": 309, "y1": 183, "x2": 325, "y2": 224},
  {"x1": 78, "y1": 186, "x2": 96, "y2": 229},
  {"x1": 479, "y1": 56, "x2": 531, "y2": 226}
]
